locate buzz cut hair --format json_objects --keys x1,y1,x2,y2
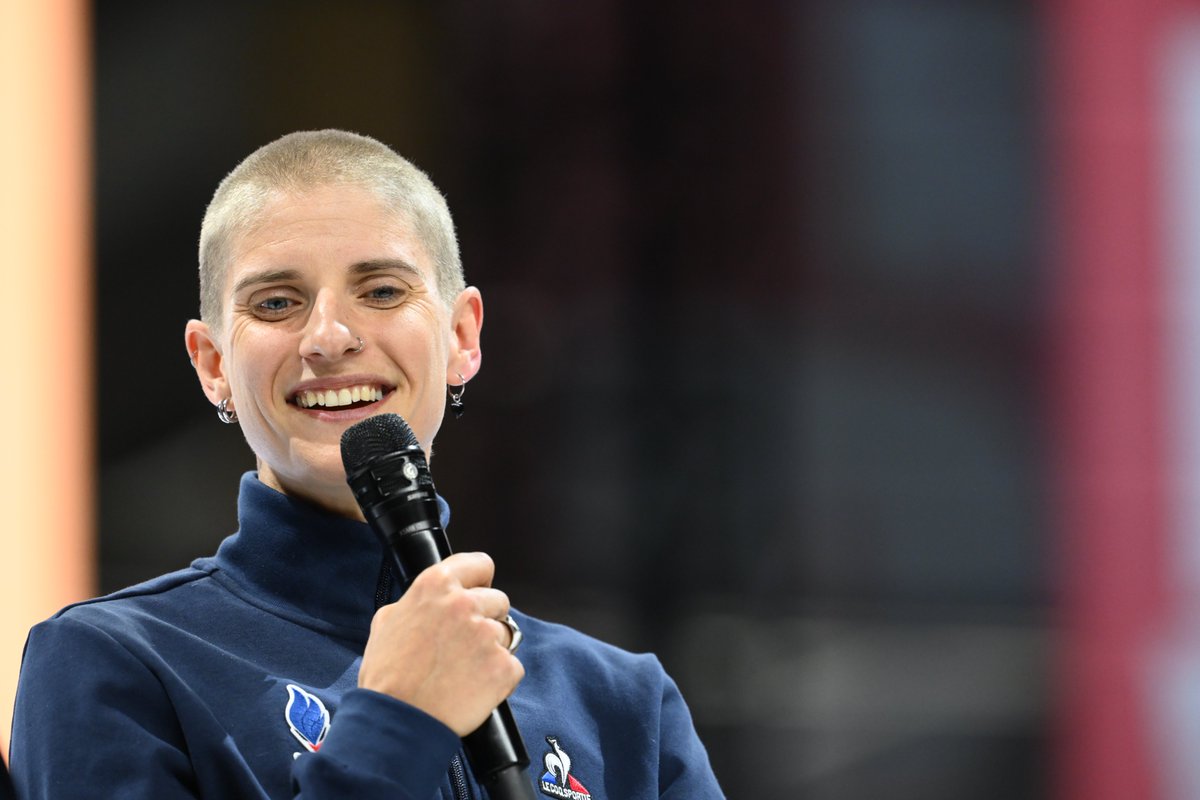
[{"x1": 197, "y1": 129, "x2": 464, "y2": 330}]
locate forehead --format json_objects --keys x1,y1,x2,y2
[{"x1": 225, "y1": 184, "x2": 433, "y2": 288}]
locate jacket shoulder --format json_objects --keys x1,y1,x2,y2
[
  {"x1": 45, "y1": 565, "x2": 211, "y2": 629},
  {"x1": 510, "y1": 610, "x2": 668, "y2": 686}
]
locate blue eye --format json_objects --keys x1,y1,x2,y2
[
  {"x1": 364, "y1": 284, "x2": 406, "y2": 306},
  {"x1": 251, "y1": 296, "x2": 300, "y2": 319}
]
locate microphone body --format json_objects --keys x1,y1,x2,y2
[{"x1": 342, "y1": 416, "x2": 536, "y2": 800}]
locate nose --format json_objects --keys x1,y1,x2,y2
[{"x1": 299, "y1": 289, "x2": 361, "y2": 360}]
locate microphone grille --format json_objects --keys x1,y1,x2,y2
[{"x1": 340, "y1": 413, "x2": 420, "y2": 474}]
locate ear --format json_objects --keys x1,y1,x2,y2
[
  {"x1": 447, "y1": 287, "x2": 483, "y2": 383},
  {"x1": 185, "y1": 319, "x2": 229, "y2": 406}
]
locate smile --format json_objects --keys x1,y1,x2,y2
[{"x1": 294, "y1": 384, "x2": 386, "y2": 410}]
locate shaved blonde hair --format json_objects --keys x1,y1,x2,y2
[{"x1": 198, "y1": 130, "x2": 463, "y2": 331}]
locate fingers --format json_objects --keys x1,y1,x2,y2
[
  {"x1": 358, "y1": 552, "x2": 524, "y2": 735},
  {"x1": 472, "y1": 587, "x2": 510, "y2": 622},
  {"x1": 406, "y1": 554, "x2": 508, "y2": 619},
  {"x1": 437, "y1": 551, "x2": 495, "y2": 590},
  {"x1": 495, "y1": 617, "x2": 512, "y2": 650}
]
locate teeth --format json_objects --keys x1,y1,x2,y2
[{"x1": 296, "y1": 384, "x2": 385, "y2": 409}]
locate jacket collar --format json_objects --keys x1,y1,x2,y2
[{"x1": 205, "y1": 472, "x2": 450, "y2": 635}]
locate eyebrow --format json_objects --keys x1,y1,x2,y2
[
  {"x1": 348, "y1": 258, "x2": 424, "y2": 280},
  {"x1": 230, "y1": 259, "x2": 424, "y2": 296},
  {"x1": 231, "y1": 269, "x2": 301, "y2": 296}
]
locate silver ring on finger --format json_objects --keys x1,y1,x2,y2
[{"x1": 501, "y1": 614, "x2": 523, "y2": 654}]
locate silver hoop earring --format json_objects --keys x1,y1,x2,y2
[
  {"x1": 216, "y1": 397, "x2": 238, "y2": 424},
  {"x1": 448, "y1": 372, "x2": 467, "y2": 419},
  {"x1": 352, "y1": 336, "x2": 364, "y2": 353}
]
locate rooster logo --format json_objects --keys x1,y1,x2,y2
[{"x1": 539, "y1": 736, "x2": 591, "y2": 799}]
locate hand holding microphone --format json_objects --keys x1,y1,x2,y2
[
  {"x1": 341, "y1": 413, "x2": 536, "y2": 799},
  {"x1": 357, "y1": 551, "x2": 521, "y2": 735}
]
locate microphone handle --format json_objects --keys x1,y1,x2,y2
[{"x1": 384, "y1": 528, "x2": 537, "y2": 800}]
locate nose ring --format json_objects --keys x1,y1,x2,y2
[{"x1": 352, "y1": 336, "x2": 364, "y2": 353}]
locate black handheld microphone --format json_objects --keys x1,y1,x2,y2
[{"x1": 341, "y1": 413, "x2": 536, "y2": 800}]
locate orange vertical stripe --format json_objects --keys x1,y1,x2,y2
[{"x1": 0, "y1": 0, "x2": 93, "y2": 758}]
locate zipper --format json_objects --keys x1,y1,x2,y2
[
  {"x1": 449, "y1": 753, "x2": 472, "y2": 800},
  {"x1": 374, "y1": 555, "x2": 394, "y2": 610},
  {"x1": 375, "y1": 556, "x2": 471, "y2": 799}
]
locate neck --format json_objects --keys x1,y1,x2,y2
[{"x1": 256, "y1": 459, "x2": 366, "y2": 521}]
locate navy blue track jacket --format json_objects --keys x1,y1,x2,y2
[{"x1": 11, "y1": 473, "x2": 722, "y2": 799}]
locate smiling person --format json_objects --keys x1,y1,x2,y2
[{"x1": 10, "y1": 130, "x2": 723, "y2": 799}]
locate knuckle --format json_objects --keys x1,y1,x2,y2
[
  {"x1": 479, "y1": 615, "x2": 503, "y2": 642},
  {"x1": 468, "y1": 551, "x2": 495, "y2": 575},
  {"x1": 446, "y1": 590, "x2": 476, "y2": 618},
  {"x1": 415, "y1": 563, "x2": 453, "y2": 591}
]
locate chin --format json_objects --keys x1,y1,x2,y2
[{"x1": 257, "y1": 446, "x2": 349, "y2": 496}]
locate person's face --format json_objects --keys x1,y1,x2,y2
[{"x1": 186, "y1": 183, "x2": 482, "y2": 517}]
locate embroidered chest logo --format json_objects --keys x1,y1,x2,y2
[
  {"x1": 284, "y1": 684, "x2": 330, "y2": 753},
  {"x1": 539, "y1": 736, "x2": 592, "y2": 799}
]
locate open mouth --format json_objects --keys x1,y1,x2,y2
[{"x1": 293, "y1": 384, "x2": 389, "y2": 411}]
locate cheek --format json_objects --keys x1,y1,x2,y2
[
  {"x1": 392, "y1": 309, "x2": 451, "y2": 363},
  {"x1": 226, "y1": 333, "x2": 289, "y2": 401}
]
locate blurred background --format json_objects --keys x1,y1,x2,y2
[{"x1": 9, "y1": 0, "x2": 1200, "y2": 797}]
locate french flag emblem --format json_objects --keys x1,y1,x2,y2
[{"x1": 284, "y1": 684, "x2": 329, "y2": 752}]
